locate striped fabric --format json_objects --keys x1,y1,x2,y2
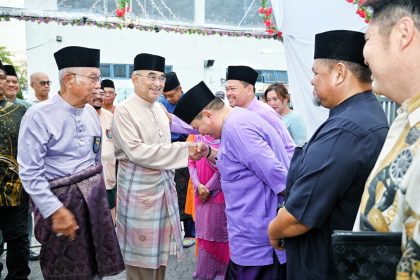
[{"x1": 116, "y1": 160, "x2": 183, "y2": 269}]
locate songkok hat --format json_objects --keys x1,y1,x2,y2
[
  {"x1": 314, "y1": 30, "x2": 367, "y2": 67},
  {"x1": 174, "y1": 81, "x2": 215, "y2": 124},
  {"x1": 0, "y1": 60, "x2": 4, "y2": 71},
  {"x1": 134, "y1": 53, "x2": 165, "y2": 72},
  {"x1": 226, "y1": 66, "x2": 259, "y2": 86},
  {"x1": 4, "y1": 65, "x2": 17, "y2": 77},
  {"x1": 54, "y1": 46, "x2": 100, "y2": 70},
  {"x1": 163, "y1": 72, "x2": 180, "y2": 92},
  {"x1": 101, "y1": 79, "x2": 115, "y2": 89}
]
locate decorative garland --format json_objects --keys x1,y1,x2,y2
[
  {"x1": 116, "y1": 0, "x2": 130, "y2": 18},
  {"x1": 258, "y1": 0, "x2": 282, "y2": 40},
  {"x1": 0, "y1": 12, "x2": 276, "y2": 40},
  {"x1": 258, "y1": 0, "x2": 372, "y2": 38}
]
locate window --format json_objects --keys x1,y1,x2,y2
[
  {"x1": 100, "y1": 64, "x2": 111, "y2": 78},
  {"x1": 101, "y1": 63, "x2": 173, "y2": 79},
  {"x1": 256, "y1": 70, "x2": 289, "y2": 84},
  {"x1": 113, "y1": 64, "x2": 127, "y2": 78}
]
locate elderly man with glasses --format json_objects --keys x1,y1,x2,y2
[
  {"x1": 29, "y1": 72, "x2": 51, "y2": 104},
  {"x1": 17, "y1": 46, "x2": 125, "y2": 280},
  {"x1": 112, "y1": 53, "x2": 206, "y2": 280}
]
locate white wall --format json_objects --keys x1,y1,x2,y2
[{"x1": 24, "y1": 21, "x2": 287, "y2": 102}]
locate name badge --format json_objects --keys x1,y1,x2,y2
[
  {"x1": 105, "y1": 129, "x2": 113, "y2": 140},
  {"x1": 92, "y1": 136, "x2": 102, "y2": 153}
]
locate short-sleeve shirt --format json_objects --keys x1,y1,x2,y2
[{"x1": 284, "y1": 92, "x2": 389, "y2": 280}]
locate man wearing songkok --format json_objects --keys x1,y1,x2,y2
[
  {"x1": 101, "y1": 79, "x2": 117, "y2": 113},
  {"x1": 29, "y1": 72, "x2": 51, "y2": 104},
  {"x1": 87, "y1": 85, "x2": 117, "y2": 224},
  {"x1": 4, "y1": 64, "x2": 31, "y2": 108},
  {"x1": 5, "y1": 64, "x2": 40, "y2": 261},
  {"x1": 0, "y1": 60, "x2": 30, "y2": 279},
  {"x1": 225, "y1": 65, "x2": 295, "y2": 160},
  {"x1": 17, "y1": 46, "x2": 125, "y2": 279},
  {"x1": 159, "y1": 71, "x2": 195, "y2": 247},
  {"x1": 353, "y1": 0, "x2": 420, "y2": 278},
  {"x1": 267, "y1": 30, "x2": 389, "y2": 280},
  {"x1": 112, "y1": 53, "x2": 205, "y2": 280},
  {"x1": 174, "y1": 81, "x2": 289, "y2": 279}
]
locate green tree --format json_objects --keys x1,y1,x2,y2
[{"x1": 0, "y1": 45, "x2": 27, "y2": 100}]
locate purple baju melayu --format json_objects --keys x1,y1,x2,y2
[
  {"x1": 216, "y1": 107, "x2": 288, "y2": 278},
  {"x1": 246, "y1": 97, "x2": 295, "y2": 161}
]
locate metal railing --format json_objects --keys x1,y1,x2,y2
[{"x1": 377, "y1": 96, "x2": 399, "y2": 125}]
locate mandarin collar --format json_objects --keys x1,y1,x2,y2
[
  {"x1": 329, "y1": 91, "x2": 371, "y2": 117},
  {"x1": 54, "y1": 92, "x2": 85, "y2": 115},
  {"x1": 133, "y1": 93, "x2": 155, "y2": 108}
]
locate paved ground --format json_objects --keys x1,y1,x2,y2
[{"x1": 0, "y1": 243, "x2": 197, "y2": 280}]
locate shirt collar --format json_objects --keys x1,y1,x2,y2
[
  {"x1": 54, "y1": 92, "x2": 84, "y2": 115},
  {"x1": 402, "y1": 93, "x2": 420, "y2": 127},
  {"x1": 246, "y1": 96, "x2": 258, "y2": 110},
  {"x1": 329, "y1": 91, "x2": 371, "y2": 117}
]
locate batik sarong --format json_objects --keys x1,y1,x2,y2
[{"x1": 33, "y1": 164, "x2": 125, "y2": 280}]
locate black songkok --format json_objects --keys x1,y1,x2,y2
[
  {"x1": 0, "y1": 60, "x2": 4, "y2": 71},
  {"x1": 163, "y1": 72, "x2": 180, "y2": 92},
  {"x1": 54, "y1": 46, "x2": 100, "y2": 70},
  {"x1": 4, "y1": 65, "x2": 17, "y2": 77},
  {"x1": 226, "y1": 66, "x2": 259, "y2": 86},
  {"x1": 314, "y1": 30, "x2": 367, "y2": 66},
  {"x1": 173, "y1": 81, "x2": 215, "y2": 124},
  {"x1": 101, "y1": 79, "x2": 115, "y2": 89},
  {"x1": 134, "y1": 53, "x2": 165, "y2": 72}
]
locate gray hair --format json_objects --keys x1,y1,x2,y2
[{"x1": 58, "y1": 67, "x2": 82, "y2": 85}]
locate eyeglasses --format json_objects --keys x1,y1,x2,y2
[
  {"x1": 39, "y1": 80, "x2": 51, "y2": 86},
  {"x1": 135, "y1": 74, "x2": 166, "y2": 83},
  {"x1": 68, "y1": 73, "x2": 101, "y2": 84}
]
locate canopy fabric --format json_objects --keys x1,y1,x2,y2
[{"x1": 272, "y1": 0, "x2": 367, "y2": 136}]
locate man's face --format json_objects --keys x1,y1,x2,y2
[
  {"x1": 190, "y1": 110, "x2": 222, "y2": 139},
  {"x1": 162, "y1": 87, "x2": 182, "y2": 105},
  {"x1": 311, "y1": 60, "x2": 336, "y2": 109},
  {"x1": 363, "y1": 22, "x2": 396, "y2": 96},
  {"x1": 0, "y1": 70, "x2": 6, "y2": 98},
  {"x1": 31, "y1": 73, "x2": 50, "y2": 98},
  {"x1": 70, "y1": 67, "x2": 101, "y2": 105},
  {"x1": 225, "y1": 80, "x2": 252, "y2": 107},
  {"x1": 132, "y1": 70, "x2": 165, "y2": 103},
  {"x1": 103, "y1": 86, "x2": 116, "y2": 106},
  {"x1": 87, "y1": 88, "x2": 104, "y2": 110},
  {"x1": 5, "y1": 75, "x2": 19, "y2": 100}
]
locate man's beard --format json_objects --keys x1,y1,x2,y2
[
  {"x1": 93, "y1": 104, "x2": 102, "y2": 110},
  {"x1": 312, "y1": 94, "x2": 321, "y2": 107}
]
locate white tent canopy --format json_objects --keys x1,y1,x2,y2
[{"x1": 272, "y1": 0, "x2": 367, "y2": 136}]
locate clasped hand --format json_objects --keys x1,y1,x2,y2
[{"x1": 188, "y1": 142, "x2": 208, "y2": 160}]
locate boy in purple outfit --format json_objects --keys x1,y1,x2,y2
[{"x1": 174, "y1": 81, "x2": 288, "y2": 280}]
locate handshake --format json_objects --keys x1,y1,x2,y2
[{"x1": 188, "y1": 142, "x2": 210, "y2": 161}]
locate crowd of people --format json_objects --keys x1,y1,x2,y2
[{"x1": 0, "y1": 0, "x2": 418, "y2": 279}]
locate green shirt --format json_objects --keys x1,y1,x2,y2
[{"x1": 0, "y1": 98, "x2": 27, "y2": 206}]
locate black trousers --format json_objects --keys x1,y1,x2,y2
[{"x1": 0, "y1": 203, "x2": 31, "y2": 279}]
